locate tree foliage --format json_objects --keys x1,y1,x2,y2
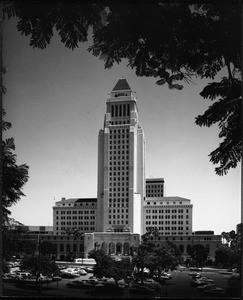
[
  {"x1": 3, "y1": 1, "x2": 106, "y2": 49},
  {"x1": 2, "y1": 221, "x2": 36, "y2": 260},
  {"x1": 215, "y1": 245, "x2": 240, "y2": 269},
  {"x1": 2, "y1": 109, "x2": 29, "y2": 223},
  {"x1": 65, "y1": 226, "x2": 84, "y2": 237},
  {"x1": 88, "y1": 249, "x2": 133, "y2": 283},
  {"x1": 221, "y1": 230, "x2": 240, "y2": 248},
  {"x1": 188, "y1": 244, "x2": 209, "y2": 268},
  {"x1": 3, "y1": 1, "x2": 241, "y2": 175},
  {"x1": 40, "y1": 241, "x2": 57, "y2": 256},
  {"x1": 20, "y1": 254, "x2": 60, "y2": 276},
  {"x1": 147, "y1": 242, "x2": 181, "y2": 279},
  {"x1": 132, "y1": 236, "x2": 181, "y2": 282}
]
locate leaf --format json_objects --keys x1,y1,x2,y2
[
  {"x1": 169, "y1": 83, "x2": 184, "y2": 90},
  {"x1": 156, "y1": 78, "x2": 167, "y2": 85}
]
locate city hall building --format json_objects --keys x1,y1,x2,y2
[{"x1": 26, "y1": 79, "x2": 222, "y2": 260}]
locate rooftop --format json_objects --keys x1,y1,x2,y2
[
  {"x1": 112, "y1": 78, "x2": 131, "y2": 91},
  {"x1": 55, "y1": 198, "x2": 97, "y2": 204}
]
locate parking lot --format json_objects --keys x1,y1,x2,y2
[{"x1": 3, "y1": 268, "x2": 233, "y2": 298}]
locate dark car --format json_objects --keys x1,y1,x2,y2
[
  {"x1": 66, "y1": 280, "x2": 92, "y2": 289},
  {"x1": 93, "y1": 284, "x2": 124, "y2": 295},
  {"x1": 129, "y1": 285, "x2": 155, "y2": 295}
]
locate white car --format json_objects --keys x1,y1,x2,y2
[{"x1": 161, "y1": 271, "x2": 172, "y2": 279}]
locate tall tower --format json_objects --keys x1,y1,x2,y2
[{"x1": 96, "y1": 78, "x2": 145, "y2": 234}]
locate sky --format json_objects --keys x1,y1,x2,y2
[{"x1": 3, "y1": 18, "x2": 241, "y2": 235}]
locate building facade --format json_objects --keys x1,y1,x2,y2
[
  {"x1": 96, "y1": 78, "x2": 145, "y2": 234},
  {"x1": 53, "y1": 198, "x2": 97, "y2": 235},
  {"x1": 143, "y1": 196, "x2": 193, "y2": 236},
  {"x1": 145, "y1": 233, "x2": 221, "y2": 261},
  {"x1": 146, "y1": 178, "x2": 165, "y2": 198},
  {"x1": 46, "y1": 78, "x2": 222, "y2": 260}
]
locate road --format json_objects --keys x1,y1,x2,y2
[{"x1": 2, "y1": 269, "x2": 232, "y2": 298}]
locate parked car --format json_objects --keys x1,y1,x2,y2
[
  {"x1": 144, "y1": 282, "x2": 161, "y2": 291},
  {"x1": 203, "y1": 287, "x2": 225, "y2": 295},
  {"x1": 61, "y1": 272, "x2": 79, "y2": 279},
  {"x1": 129, "y1": 285, "x2": 156, "y2": 295},
  {"x1": 93, "y1": 283, "x2": 124, "y2": 295},
  {"x1": 66, "y1": 280, "x2": 92, "y2": 289},
  {"x1": 83, "y1": 267, "x2": 93, "y2": 273},
  {"x1": 16, "y1": 272, "x2": 32, "y2": 280},
  {"x1": 60, "y1": 267, "x2": 80, "y2": 278},
  {"x1": 79, "y1": 269, "x2": 87, "y2": 276},
  {"x1": 189, "y1": 272, "x2": 201, "y2": 278},
  {"x1": 2, "y1": 273, "x2": 19, "y2": 282},
  {"x1": 161, "y1": 271, "x2": 172, "y2": 279},
  {"x1": 197, "y1": 283, "x2": 215, "y2": 291}
]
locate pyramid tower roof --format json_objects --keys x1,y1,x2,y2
[{"x1": 112, "y1": 78, "x2": 131, "y2": 91}]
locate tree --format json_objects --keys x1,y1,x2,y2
[
  {"x1": 215, "y1": 245, "x2": 239, "y2": 269},
  {"x1": 132, "y1": 241, "x2": 155, "y2": 284},
  {"x1": 20, "y1": 254, "x2": 60, "y2": 276},
  {"x1": 88, "y1": 249, "x2": 133, "y2": 285},
  {"x1": 147, "y1": 243, "x2": 181, "y2": 280},
  {"x1": 40, "y1": 241, "x2": 57, "y2": 257},
  {"x1": 65, "y1": 227, "x2": 83, "y2": 237},
  {"x1": 3, "y1": 1, "x2": 241, "y2": 175},
  {"x1": 2, "y1": 218, "x2": 36, "y2": 260},
  {"x1": 218, "y1": 230, "x2": 241, "y2": 271},
  {"x1": 142, "y1": 227, "x2": 160, "y2": 243},
  {"x1": 188, "y1": 244, "x2": 209, "y2": 268},
  {"x1": 2, "y1": 108, "x2": 29, "y2": 224},
  {"x1": 222, "y1": 230, "x2": 239, "y2": 248},
  {"x1": 89, "y1": 2, "x2": 241, "y2": 176}
]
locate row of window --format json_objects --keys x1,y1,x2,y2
[
  {"x1": 146, "y1": 215, "x2": 187, "y2": 219},
  {"x1": 58, "y1": 216, "x2": 96, "y2": 220},
  {"x1": 145, "y1": 222, "x2": 189, "y2": 230},
  {"x1": 109, "y1": 189, "x2": 129, "y2": 194},
  {"x1": 146, "y1": 201, "x2": 184, "y2": 205},
  {"x1": 109, "y1": 171, "x2": 129, "y2": 176},
  {"x1": 57, "y1": 203, "x2": 96, "y2": 207},
  {"x1": 110, "y1": 139, "x2": 129, "y2": 145},
  {"x1": 109, "y1": 151, "x2": 129, "y2": 156},
  {"x1": 108, "y1": 215, "x2": 128, "y2": 219},
  {"x1": 59, "y1": 243, "x2": 82, "y2": 252},
  {"x1": 147, "y1": 193, "x2": 164, "y2": 197},
  {"x1": 109, "y1": 209, "x2": 129, "y2": 213},
  {"x1": 145, "y1": 209, "x2": 190, "y2": 214},
  {"x1": 57, "y1": 221, "x2": 95, "y2": 226},
  {"x1": 57, "y1": 210, "x2": 96, "y2": 215},
  {"x1": 110, "y1": 134, "x2": 129, "y2": 140},
  {"x1": 108, "y1": 220, "x2": 128, "y2": 225},
  {"x1": 58, "y1": 227, "x2": 95, "y2": 232},
  {"x1": 146, "y1": 184, "x2": 164, "y2": 189},
  {"x1": 109, "y1": 192, "x2": 129, "y2": 197},
  {"x1": 109, "y1": 180, "x2": 129, "y2": 185},
  {"x1": 108, "y1": 203, "x2": 129, "y2": 208},
  {"x1": 109, "y1": 161, "x2": 129, "y2": 166},
  {"x1": 110, "y1": 156, "x2": 129, "y2": 161},
  {"x1": 109, "y1": 145, "x2": 129, "y2": 150},
  {"x1": 109, "y1": 198, "x2": 129, "y2": 202},
  {"x1": 145, "y1": 220, "x2": 187, "y2": 225},
  {"x1": 109, "y1": 166, "x2": 129, "y2": 171},
  {"x1": 110, "y1": 120, "x2": 130, "y2": 125},
  {"x1": 110, "y1": 129, "x2": 130, "y2": 134},
  {"x1": 110, "y1": 104, "x2": 130, "y2": 118}
]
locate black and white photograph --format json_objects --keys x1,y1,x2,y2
[{"x1": 1, "y1": 1, "x2": 242, "y2": 298}]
